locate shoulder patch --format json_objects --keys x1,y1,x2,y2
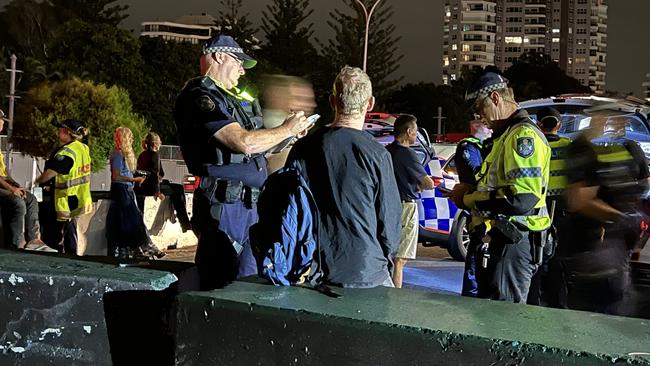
[
  {"x1": 516, "y1": 137, "x2": 535, "y2": 158},
  {"x1": 55, "y1": 154, "x2": 65, "y2": 161},
  {"x1": 196, "y1": 95, "x2": 216, "y2": 112}
]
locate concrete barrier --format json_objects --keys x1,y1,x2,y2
[
  {"x1": 79, "y1": 194, "x2": 197, "y2": 256},
  {"x1": 0, "y1": 250, "x2": 178, "y2": 366},
  {"x1": 175, "y1": 281, "x2": 650, "y2": 366}
]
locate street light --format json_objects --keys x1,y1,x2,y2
[{"x1": 354, "y1": 0, "x2": 384, "y2": 72}]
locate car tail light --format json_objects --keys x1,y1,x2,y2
[{"x1": 183, "y1": 175, "x2": 200, "y2": 192}]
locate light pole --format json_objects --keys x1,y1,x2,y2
[{"x1": 354, "y1": 0, "x2": 383, "y2": 72}]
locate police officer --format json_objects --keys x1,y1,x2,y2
[
  {"x1": 529, "y1": 107, "x2": 571, "y2": 305},
  {"x1": 455, "y1": 118, "x2": 492, "y2": 297},
  {"x1": 449, "y1": 72, "x2": 551, "y2": 303},
  {"x1": 34, "y1": 119, "x2": 92, "y2": 255},
  {"x1": 560, "y1": 117, "x2": 649, "y2": 313},
  {"x1": 174, "y1": 35, "x2": 312, "y2": 290}
]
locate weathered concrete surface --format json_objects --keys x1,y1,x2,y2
[
  {"x1": 0, "y1": 250, "x2": 177, "y2": 365},
  {"x1": 175, "y1": 281, "x2": 650, "y2": 366}
]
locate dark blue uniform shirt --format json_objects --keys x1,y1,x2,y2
[
  {"x1": 174, "y1": 76, "x2": 266, "y2": 188},
  {"x1": 454, "y1": 138, "x2": 483, "y2": 185}
]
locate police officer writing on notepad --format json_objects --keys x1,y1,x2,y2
[
  {"x1": 174, "y1": 35, "x2": 313, "y2": 289},
  {"x1": 448, "y1": 72, "x2": 551, "y2": 303}
]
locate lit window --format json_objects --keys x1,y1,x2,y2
[
  {"x1": 451, "y1": 74, "x2": 457, "y2": 81},
  {"x1": 452, "y1": 24, "x2": 458, "y2": 30},
  {"x1": 463, "y1": 54, "x2": 470, "y2": 61},
  {"x1": 446, "y1": 11, "x2": 451, "y2": 17},
  {"x1": 462, "y1": 44, "x2": 470, "y2": 52},
  {"x1": 452, "y1": 44, "x2": 458, "y2": 50},
  {"x1": 443, "y1": 56, "x2": 449, "y2": 66},
  {"x1": 552, "y1": 28, "x2": 560, "y2": 33},
  {"x1": 505, "y1": 36, "x2": 523, "y2": 44},
  {"x1": 552, "y1": 38, "x2": 560, "y2": 43}
]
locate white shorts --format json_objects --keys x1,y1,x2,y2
[{"x1": 396, "y1": 201, "x2": 418, "y2": 260}]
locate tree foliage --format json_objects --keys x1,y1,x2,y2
[
  {"x1": 47, "y1": 19, "x2": 143, "y2": 90},
  {"x1": 137, "y1": 37, "x2": 202, "y2": 143},
  {"x1": 12, "y1": 78, "x2": 147, "y2": 172},
  {"x1": 386, "y1": 83, "x2": 469, "y2": 134},
  {"x1": 323, "y1": 0, "x2": 403, "y2": 102},
  {"x1": 214, "y1": 0, "x2": 261, "y2": 54},
  {"x1": 504, "y1": 52, "x2": 591, "y2": 101},
  {"x1": 260, "y1": 0, "x2": 317, "y2": 77}
]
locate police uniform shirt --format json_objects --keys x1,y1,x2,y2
[
  {"x1": 565, "y1": 135, "x2": 649, "y2": 250},
  {"x1": 45, "y1": 147, "x2": 74, "y2": 175},
  {"x1": 464, "y1": 109, "x2": 550, "y2": 223},
  {"x1": 455, "y1": 138, "x2": 483, "y2": 185},
  {"x1": 174, "y1": 76, "x2": 266, "y2": 187},
  {"x1": 386, "y1": 141, "x2": 428, "y2": 201}
]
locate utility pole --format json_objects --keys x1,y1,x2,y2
[
  {"x1": 433, "y1": 106, "x2": 446, "y2": 142},
  {"x1": 5, "y1": 54, "x2": 22, "y2": 174}
]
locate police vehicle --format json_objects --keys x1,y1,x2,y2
[
  {"x1": 364, "y1": 114, "x2": 468, "y2": 260},
  {"x1": 520, "y1": 95, "x2": 650, "y2": 156}
]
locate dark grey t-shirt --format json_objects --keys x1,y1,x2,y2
[
  {"x1": 386, "y1": 142, "x2": 428, "y2": 201},
  {"x1": 288, "y1": 127, "x2": 401, "y2": 288}
]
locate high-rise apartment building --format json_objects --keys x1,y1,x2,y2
[
  {"x1": 442, "y1": 0, "x2": 497, "y2": 85},
  {"x1": 141, "y1": 13, "x2": 217, "y2": 44},
  {"x1": 442, "y1": 0, "x2": 607, "y2": 94}
]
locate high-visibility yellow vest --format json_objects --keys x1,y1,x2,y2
[
  {"x1": 546, "y1": 135, "x2": 572, "y2": 198},
  {"x1": 54, "y1": 140, "x2": 92, "y2": 221},
  {"x1": 466, "y1": 120, "x2": 551, "y2": 231}
]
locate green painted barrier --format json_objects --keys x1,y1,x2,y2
[
  {"x1": 175, "y1": 281, "x2": 650, "y2": 365},
  {"x1": 0, "y1": 250, "x2": 178, "y2": 366}
]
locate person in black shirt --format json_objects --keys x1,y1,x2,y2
[
  {"x1": 135, "y1": 132, "x2": 191, "y2": 232},
  {"x1": 559, "y1": 122, "x2": 649, "y2": 314},
  {"x1": 386, "y1": 115, "x2": 434, "y2": 288},
  {"x1": 454, "y1": 118, "x2": 491, "y2": 297},
  {"x1": 287, "y1": 66, "x2": 401, "y2": 288}
]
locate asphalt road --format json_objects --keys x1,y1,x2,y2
[{"x1": 164, "y1": 243, "x2": 465, "y2": 295}]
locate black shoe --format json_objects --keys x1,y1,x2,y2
[
  {"x1": 140, "y1": 243, "x2": 165, "y2": 259},
  {"x1": 181, "y1": 222, "x2": 192, "y2": 233}
]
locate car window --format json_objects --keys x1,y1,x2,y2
[{"x1": 442, "y1": 154, "x2": 457, "y2": 177}]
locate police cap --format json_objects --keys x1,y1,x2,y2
[
  {"x1": 53, "y1": 118, "x2": 86, "y2": 133},
  {"x1": 202, "y1": 34, "x2": 257, "y2": 69},
  {"x1": 465, "y1": 72, "x2": 509, "y2": 107},
  {"x1": 537, "y1": 107, "x2": 561, "y2": 128}
]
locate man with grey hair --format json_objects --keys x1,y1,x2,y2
[{"x1": 287, "y1": 66, "x2": 401, "y2": 288}]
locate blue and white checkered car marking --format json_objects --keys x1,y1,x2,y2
[{"x1": 417, "y1": 157, "x2": 459, "y2": 234}]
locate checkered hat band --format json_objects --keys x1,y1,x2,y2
[
  {"x1": 466, "y1": 82, "x2": 508, "y2": 101},
  {"x1": 202, "y1": 46, "x2": 244, "y2": 55}
]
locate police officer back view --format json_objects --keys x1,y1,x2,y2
[
  {"x1": 455, "y1": 118, "x2": 492, "y2": 297},
  {"x1": 174, "y1": 35, "x2": 312, "y2": 289},
  {"x1": 529, "y1": 107, "x2": 571, "y2": 306},
  {"x1": 561, "y1": 118, "x2": 649, "y2": 314},
  {"x1": 449, "y1": 72, "x2": 551, "y2": 303}
]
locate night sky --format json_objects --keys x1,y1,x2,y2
[{"x1": 2, "y1": 0, "x2": 649, "y2": 97}]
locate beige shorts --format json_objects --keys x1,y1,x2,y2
[{"x1": 396, "y1": 201, "x2": 418, "y2": 259}]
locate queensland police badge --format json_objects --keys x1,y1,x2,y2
[{"x1": 516, "y1": 137, "x2": 534, "y2": 158}]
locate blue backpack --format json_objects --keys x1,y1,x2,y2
[{"x1": 251, "y1": 164, "x2": 321, "y2": 286}]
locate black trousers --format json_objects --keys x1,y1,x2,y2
[
  {"x1": 39, "y1": 200, "x2": 77, "y2": 254},
  {"x1": 136, "y1": 181, "x2": 191, "y2": 229},
  {"x1": 479, "y1": 229, "x2": 539, "y2": 303}
]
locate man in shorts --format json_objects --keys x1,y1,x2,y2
[{"x1": 386, "y1": 114, "x2": 434, "y2": 288}]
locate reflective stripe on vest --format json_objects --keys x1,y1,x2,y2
[
  {"x1": 54, "y1": 140, "x2": 93, "y2": 220},
  {"x1": 474, "y1": 121, "x2": 551, "y2": 231},
  {"x1": 547, "y1": 136, "x2": 572, "y2": 198}
]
